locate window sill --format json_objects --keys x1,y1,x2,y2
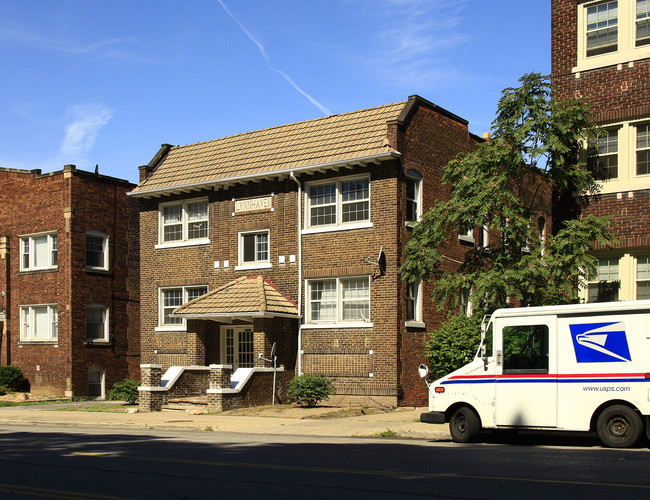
[
  {"x1": 405, "y1": 220, "x2": 420, "y2": 229},
  {"x1": 155, "y1": 326, "x2": 187, "y2": 333},
  {"x1": 18, "y1": 267, "x2": 59, "y2": 275},
  {"x1": 302, "y1": 221, "x2": 373, "y2": 235},
  {"x1": 302, "y1": 322, "x2": 374, "y2": 329},
  {"x1": 84, "y1": 267, "x2": 111, "y2": 275},
  {"x1": 458, "y1": 235, "x2": 475, "y2": 246},
  {"x1": 155, "y1": 238, "x2": 210, "y2": 250},
  {"x1": 405, "y1": 321, "x2": 426, "y2": 329},
  {"x1": 85, "y1": 339, "x2": 111, "y2": 346},
  {"x1": 573, "y1": 46, "x2": 650, "y2": 73},
  {"x1": 18, "y1": 341, "x2": 59, "y2": 346},
  {"x1": 234, "y1": 262, "x2": 272, "y2": 271}
]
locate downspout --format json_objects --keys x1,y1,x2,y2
[{"x1": 289, "y1": 172, "x2": 303, "y2": 375}]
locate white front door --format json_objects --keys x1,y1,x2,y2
[{"x1": 221, "y1": 326, "x2": 254, "y2": 369}]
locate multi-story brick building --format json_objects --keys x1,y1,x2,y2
[
  {"x1": 131, "y1": 96, "x2": 482, "y2": 409},
  {"x1": 0, "y1": 165, "x2": 140, "y2": 397},
  {"x1": 552, "y1": 0, "x2": 650, "y2": 301}
]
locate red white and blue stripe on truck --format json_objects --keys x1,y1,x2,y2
[{"x1": 439, "y1": 373, "x2": 650, "y2": 385}]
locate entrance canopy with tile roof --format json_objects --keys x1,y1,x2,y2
[{"x1": 172, "y1": 275, "x2": 300, "y2": 323}]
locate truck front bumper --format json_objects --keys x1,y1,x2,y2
[{"x1": 420, "y1": 411, "x2": 446, "y2": 424}]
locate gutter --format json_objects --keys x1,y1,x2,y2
[
  {"x1": 127, "y1": 151, "x2": 401, "y2": 198},
  {"x1": 289, "y1": 171, "x2": 303, "y2": 375}
]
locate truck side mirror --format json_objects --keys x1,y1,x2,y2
[{"x1": 418, "y1": 364, "x2": 429, "y2": 378}]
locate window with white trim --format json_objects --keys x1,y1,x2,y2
[
  {"x1": 589, "y1": 128, "x2": 619, "y2": 180},
  {"x1": 636, "y1": 123, "x2": 650, "y2": 175},
  {"x1": 222, "y1": 326, "x2": 255, "y2": 369},
  {"x1": 588, "y1": 257, "x2": 620, "y2": 302},
  {"x1": 406, "y1": 171, "x2": 422, "y2": 224},
  {"x1": 406, "y1": 279, "x2": 423, "y2": 325},
  {"x1": 307, "y1": 277, "x2": 370, "y2": 324},
  {"x1": 576, "y1": 1, "x2": 650, "y2": 70},
  {"x1": 85, "y1": 231, "x2": 109, "y2": 270},
  {"x1": 88, "y1": 366, "x2": 105, "y2": 398},
  {"x1": 636, "y1": 255, "x2": 650, "y2": 299},
  {"x1": 20, "y1": 305, "x2": 58, "y2": 342},
  {"x1": 237, "y1": 230, "x2": 270, "y2": 268},
  {"x1": 306, "y1": 176, "x2": 370, "y2": 230},
  {"x1": 86, "y1": 304, "x2": 109, "y2": 342},
  {"x1": 20, "y1": 232, "x2": 58, "y2": 271},
  {"x1": 158, "y1": 199, "x2": 208, "y2": 245},
  {"x1": 459, "y1": 288, "x2": 473, "y2": 317},
  {"x1": 158, "y1": 285, "x2": 208, "y2": 329}
]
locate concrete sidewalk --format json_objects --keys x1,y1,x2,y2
[{"x1": 0, "y1": 401, "x2": 450, "y2": 440}]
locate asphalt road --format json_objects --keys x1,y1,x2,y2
[{"x1": 1, "y1": 424, "x2": 649, "y2": 499}]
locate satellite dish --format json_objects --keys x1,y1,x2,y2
[
  {"x1": 270, "y1": 342, "x2": 276, "y2": 360},
  {"x1": 377, "y1": 248, "x2": 386, "y2": 275}
]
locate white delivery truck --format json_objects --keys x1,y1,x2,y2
[{"x1": 419, "y1": 300, "x2": 650, "y2": 447}]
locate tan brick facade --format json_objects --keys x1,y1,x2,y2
[{"x1": 0, "y1": 165, "x2": 140, "y2": 396}]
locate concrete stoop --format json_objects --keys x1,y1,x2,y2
[{"x1": 162, "y1": 396, "x2": 208, "y2": 413}]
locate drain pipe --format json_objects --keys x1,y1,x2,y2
[{"x1": 289, "y1": 172, "x2": 303, "y2": 375}]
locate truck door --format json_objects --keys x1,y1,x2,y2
[{"x1": 494, "y1": 316, "x2": 557, "y2": 428}]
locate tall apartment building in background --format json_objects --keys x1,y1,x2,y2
[
  {"x1": 0, "y1": 165, "x2": 140, "y2": 397},
  {"x1": 131, "y1": 96, "x2": 484, "y2": 408},
  {"x1": 552, "y1": 0, "x2": 650, "y2": 301}
]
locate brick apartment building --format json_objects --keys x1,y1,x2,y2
[
  {"x1": 131, "y1": 96, "x2": 481, "y2": 409},
  {"x1": 552, "y1": 0, "x2": 650, "y2": 301},
  {"x1": 0, "y1": 165, "x2": 140, "y2": 397}
]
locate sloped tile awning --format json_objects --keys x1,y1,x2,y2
[{"x1": 172, "y1": 275, "x2": 300, "y2": 323}]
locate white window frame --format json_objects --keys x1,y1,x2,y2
[
  {"x1": 636, "y1": 122, "x2": 650, "y2": 176},
  {"x1": 406, "y1": 170, "x2": 422, "y2": 226},
  {"x1": 587, "y1": 256, "x2": 621, "y2": 302},
  {"x1": 405, "y1": 279, "x2": 425, "y2": 328},
  {"x1": 157, "y1": 285, "x2": 208, "y2": 331},
  {"x1": 85, "y1": 303, "x2": 110, "y2": 342},
  {"x1": 85, "y1": 231, "x2": 109, "y2": 271},
  {"x1": 636, "y1": 255, "x2": 650, "y2": 299},
  {"x1": 576, "y1": 0, "x2": 650, "y2": 72},
  {"x1": 19, "y1": 304, "x2": 58, "y2": 342},
  {"x1": 303, "y1": 175, "x2": 372, "y2": 234},
  {"x1": 304, "y1": 276, "x2": 372, "y2": 328},
  {"x1": 235, "y1": 230, "x2": 271, "y2": 270},
  {"x1": 19, "y1": 232, "x2": 58, "y2": 272},
  {"x1": 220, "y1": 325, "x2": 255, "y2": 369},
  {"x1": 458, "y1": 218, "x2": 475, "y2": 245},
  {"x1": 88, "y1": 366, "x2": 105, "y2": 399},
  {"x1": 156, "y1": 198, "x2": 209, "y2": 248}
]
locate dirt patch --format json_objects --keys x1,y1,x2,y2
[
  {"x1": 218, "y1": 404, "x2": 396, "y2": 419},
  {"x1": 0, "y1": 392, "x2": 67, "y2": 403}
]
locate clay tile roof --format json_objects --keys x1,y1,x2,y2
[
  {"x1": 131, "y1": 100, "x2": 407, "y2": 196},
  {"x1": 172, "y1": 275, "x2": 299, "y2": 320}
]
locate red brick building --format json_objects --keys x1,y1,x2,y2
[
  {"x1": 131, "y1": 96, "x2": 482, "y2": 409},
  {"x1": 552, "y1": 0, "x2": 650, "y2": 301},
  {"x1": 0, "y1": 165, "x2": 140, "y2": 396}
]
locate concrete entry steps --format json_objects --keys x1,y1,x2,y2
[{"x1": 162, "y1": 396, "x2": 208, "y2": 412}]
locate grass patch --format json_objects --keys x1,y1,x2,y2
[
  {"x1": 0, "y1": 400, "x2": 70, "y2": 407},
  {"x1": 53, "y1": 404, "x2": 131, "y2": 413},
  {"x1": 375, "y1": 429, "x2": 400, "y2": 438}
]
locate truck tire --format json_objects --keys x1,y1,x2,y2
[
  {"x1": 449, "y1": 406, "x2": 480, "y2": 443},
  {"x1": 596, "y1": 405, "x2": 643, "y2": 448}
]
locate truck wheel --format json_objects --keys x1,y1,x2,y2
[
  {"x1": 596, "y1": 405, "x2": 643, "y2": 448},
  {"x1": 449, "y1": 406, "x2": 480, "y2": 443}
]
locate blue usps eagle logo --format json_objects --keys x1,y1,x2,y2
[{"x1": 569, "y1": 322, "x2": 631, "y2": 363}]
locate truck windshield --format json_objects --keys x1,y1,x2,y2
[{"x1": 503, "y1": 324, "x2": 549, "y2": 374}]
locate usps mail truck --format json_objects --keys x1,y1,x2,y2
[{"x1": 419, "y1": 300, "x2": 650, "y2": 447}]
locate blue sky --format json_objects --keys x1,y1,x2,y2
[{"x1": 0, "y1": 1, "x2": 550, "y2": 184}]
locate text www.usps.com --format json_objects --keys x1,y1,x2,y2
[{"x1": 583, "y1": 386, "x2": 630, "y2": 392}]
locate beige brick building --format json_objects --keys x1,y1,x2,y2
[{"x1": 131, "y1": 96, "x2": 480, "y2": 409}]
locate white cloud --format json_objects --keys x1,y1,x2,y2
[{"x1": 60, "y1": 104, "x2": 113, "y2": 159}]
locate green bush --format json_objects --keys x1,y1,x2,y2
[
  {"x1": 0, "y1": 366, "x2": 29, "y2": 392},
  {"x1": 0, "y1": 384, "x2": 9, "y2": 396},
  {"x1": 287, "y1": 374, "x2": 336, "y2": 407},
  {"x1": 425, "y1": 314, "x2": 483, "y2": 380},
  {"x1": 105, "y1": 379, "x2": 140, "y2": 404}
]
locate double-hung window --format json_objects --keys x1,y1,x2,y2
[
  {"x1": 20, "y1": 232, "x2": 58, "y2": 271},
  {"x1": 636, "y1": 256, "x2": 650, "y2": 299},
  {"x1": 589, "y1": 128, "x2": 619, "y2": 180},
  {"x1": 86, "y1": 304, "x2": 109, "y2": 342},
  {"x1": 86, "y1": 231, "x2": 109, "y2": 270},
  {"x1": 588, "y1": 257, "x2": 620, "y2": 302},
  {"x1": 20, "y1": 305, "x2": 58, "y2": 342},
  {"x1": 587, "y1": 1, "x2": 619, "y2": 57},
  {"x1": 406, "y1": 171, "x2": 422, "y2": 225},
  {"x1": 237, "y1": 230, "x2": 270, "y2": 269},
  {"x1": 307, "y1": 277, "x2": 370, "y2": 326},
  {"x1": 306, "y1": 176, "x2": 370, "y2": 231},
  {"x1": 158, "y1": 199, "x2": 208, "y2": 246},
  {"x1": 158, "y1": 285, "x2": 208, "y2": 329},
  {"x1": 637, "y1": 0, "x2": 650, "y2": 46},
  {"x1": 636, "y1": 123, "x2": 650, "y2": 175},
  {"x1": 406, "y1": 279, "x2": 424, "y2": 327}
]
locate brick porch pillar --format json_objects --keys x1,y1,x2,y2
[
  {"x1": 138, "y1": 364, "x2": 166, "y2": 412},
  {"x1": 206, "y1": 364, "x2": 234, "y2": 413}
]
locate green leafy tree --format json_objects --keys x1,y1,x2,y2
[
  {"x1": 400, "y1": 73, "x2": 615, "y2": 312},
  {"x1": 287, "y1": 374, "x2": 336, "y2": 407}
]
